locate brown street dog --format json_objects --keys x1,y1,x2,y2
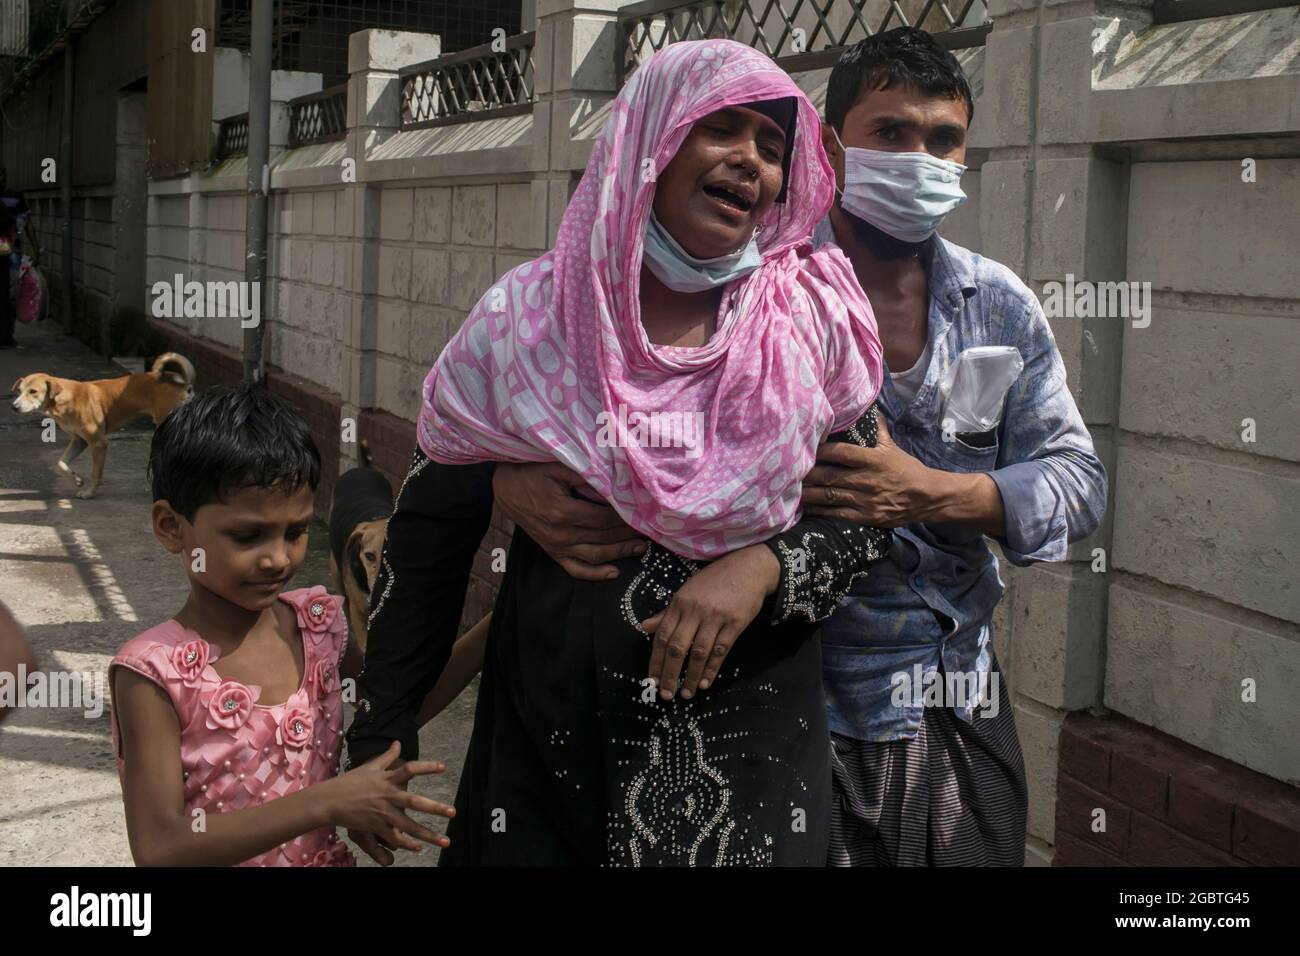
[
  {"x1": 328, "y1": 441, "x2": 393, "y2": 652},
  {"x1": 10, "y1": 353, "x2": 195, "y2": 499}
]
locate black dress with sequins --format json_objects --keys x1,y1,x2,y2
[{"x1": 346, "y1": 404, "x2": 890, "y2": 866}]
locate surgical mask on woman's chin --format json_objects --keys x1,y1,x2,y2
[
  {"x1": 641, "y1": 212, "x2": 761, "y2": 293},
  {"x1": 833, "y1": 130, "x2": 967, "y2": 243}
]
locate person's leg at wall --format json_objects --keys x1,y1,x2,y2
[
  {"x1": 0, "y1": 252, "x2": 13, "y2": 348},
  {"x1": 0, "y1": 601, "x2": 38, "y2": 723}
]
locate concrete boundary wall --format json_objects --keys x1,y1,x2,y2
[{"x1": 140, "y1": 1, "x2": 1300, "y2": 864}]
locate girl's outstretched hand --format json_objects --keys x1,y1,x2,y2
[
  {"x1": 326, "y1": 741, "x2": 454, "y2": 865},
  {"x1": 642, "y1": 544, "x2": 780, "y2": 701}
]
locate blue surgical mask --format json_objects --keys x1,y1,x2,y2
[
  {"x1": 833, "y1": 129, "x2": 967, "y2": 242},
  {"x1": 642, "y1": 213, "x2": 761, "y2": 293}
]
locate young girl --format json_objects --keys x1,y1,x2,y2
[{"x1": 110, "y1": 384, "x2": 480, "y2": 867}]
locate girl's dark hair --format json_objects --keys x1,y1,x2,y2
[
  {"x1": 825, "y1": 27, "x2": 975, "y2": 132},
  {"x1": 148, "y1": 384, "x2": 321, "y2": 520}
]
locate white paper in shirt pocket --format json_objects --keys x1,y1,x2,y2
[{"x1": 937, "y1": 346, "x2": 1024, "y2": 434}]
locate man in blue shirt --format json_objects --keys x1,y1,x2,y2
[
  {"x1": 487, "y1": 28, "x2": 1106, "y2": 866},
  {"x1": 792, "y1": 27, "x2": 1106, "y2": 865}
]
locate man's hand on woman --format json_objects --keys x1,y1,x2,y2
[
  {"x1": 801, "y1": 416, "x2": 1007, "y2": 533},
  {"x1": 800, "y1": 415, "x2": 976, "y2": 527},
  {"x1": 492, "y1": 462, "x2": 647, "y2": 579}
]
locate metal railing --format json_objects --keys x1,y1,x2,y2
[
  {"x1": 288, "y1": 83, "x2": 348, "y2": 148},
  {"x1": 215, "y1": 113, "x2": 250, "y2": 161},
  {"x1": 399, "y1": 31, "x2": 536, "y2": 130},
  {"x1": 617, "y1": 0, "x2": 992, "y2": 82}
]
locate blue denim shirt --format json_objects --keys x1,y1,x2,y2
[{"x1": 811, "y1": 220, "x2": 1108, "y2": 741}]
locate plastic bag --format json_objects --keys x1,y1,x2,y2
[
  {"x1": 936, "y1": 346, "x2": 1024, "y2": 434},
  {"x1": 16, "y1": 258, "x2": 46, "y2": 324}
]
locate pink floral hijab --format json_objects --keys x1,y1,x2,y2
[{"x1": 418, "y1": 39, "x2": 883, "y2": 559}]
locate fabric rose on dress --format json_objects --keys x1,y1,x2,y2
[
  {"x1": 206, "y1": 681, "x2": 259, "y2": 731},
  {"x1": 298, "y1": 586, "x2": 337, "y2": 644},
  {"x1": 277, "y1": 697, "x2": 314, "y2": 749},
  {"x1": 308, "y1": 843, "x2": 355, "y2": 867},
  {"x1": 171, "y1": 639, "x2": 210, "y2": 687},
  {"x1": 312, "y1": 657, "x2": 339, "y2": 696}
]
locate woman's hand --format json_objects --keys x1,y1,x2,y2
[
  {"x1": 324, "y1": 741, "x2": 454, "y2": 864},
  {"x1": 643, "y1": 545, "x2": 780, "y2": 701},
  {"x1": 493, "y1": 462, "x2": 647, "y2": 581}
]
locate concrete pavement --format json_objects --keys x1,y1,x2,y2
[{"x1": 0, "y1": 322, "x2": 474, "y2": 866}]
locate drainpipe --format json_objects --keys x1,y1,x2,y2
[
  {"x1": 242, "y1": 0, "x2": 273, "y2": 385},
  {"x1": 59, "y1": 28, "x2": 74, "y2": 332}
]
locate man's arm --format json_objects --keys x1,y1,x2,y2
[
  {"x1": 493, "y1": 403, "x2": 895, "y2": 615},
  {"x1": 801, "y1": 298, "x2": 1106, "y2": 562},
  {"x1": 982, "y1": 295, "x2": 1108, "y2": 563},
  {"x1": 344, "y1": 449, "x2": 495, "y2": 768},
  {"x1": 805, "y1": 415, "x2": 1007, "y2": 534},
  {"x1": 492, "y1": 462, "x2": 647, "y2": 580}
]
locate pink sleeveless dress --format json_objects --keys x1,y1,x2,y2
[{"x1": 110, "y1": 586, "x2": 356, "y2": 867}]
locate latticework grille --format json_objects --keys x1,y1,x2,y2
[
  {"x1": 288, "y1": 83, "x2": 348, "y2": 147},
  {"x1": 619, "y1": 0, "x2": 991, "y2": 81},
  {"x1": 400, "y1": 32, "x2": 536, "y2": 129},
  {"x1": 216, "y1": 113, "x2": 250, "y2": 160}
]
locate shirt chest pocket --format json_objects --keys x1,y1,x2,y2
[{"x1": 932, "y1": 426, "x2": 1000, "y2": 473}]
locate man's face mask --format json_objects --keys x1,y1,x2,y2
[{"x1": 832, "y1": 127, "x2": 967, "y2": 243}]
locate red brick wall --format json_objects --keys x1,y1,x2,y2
[
  {"x1": 356, "y1": 408, "x2": 416, "y2": 493},
  {"x1": 147, "y1": 320, "x2": 341, "y2": 520},
  {"x1": 1054, "y1": 712, "x2": 1300, "y2": 867}
]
